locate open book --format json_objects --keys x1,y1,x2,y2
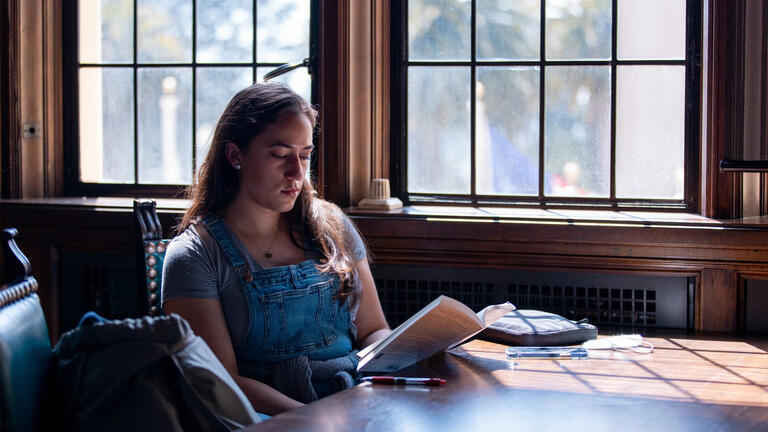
[{"x1": 357, "y1": 295, "x2": 516, "y2": 373}]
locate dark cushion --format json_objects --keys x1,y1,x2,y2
[
  {"x1": 0, "y1": 292, "x2": 53, "y2": 432},
  {"x1": 479, "y1": 309, "x2": 597, "y2": 346}
]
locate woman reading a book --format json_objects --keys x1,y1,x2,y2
[{"x1": 161, "y1": 82, "x2": 391, "y2": 417}]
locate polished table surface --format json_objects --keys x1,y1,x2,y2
[{"x1": 246, "y1": 332, "x2": 768, "y2": 431}]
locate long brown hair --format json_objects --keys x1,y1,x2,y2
[{"x1": 179, "y1": 82, "x2": 363, "y2": 291}]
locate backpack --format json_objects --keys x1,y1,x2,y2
[{"x1": 54, "y1": 313, "x2": 260, "y2": 432}]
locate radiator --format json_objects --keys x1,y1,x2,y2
[
  {"x1": 57, "y1": 254, "x2": 693, "y2": 333},
  {"x1": 59, "y1": 253, "x2": 141, "y2": 332},
  {"x1": 372, "y1": 265, "x2": 692, "y2": 330}
]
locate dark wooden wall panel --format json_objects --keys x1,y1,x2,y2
[
  {"x1": 352, "y1": 214, "x2": 768, "y2": 333},
  {"x1": 698, "y1": 269, "x2": 738, "y2": 332},
  {"x1": 3, "y1": 200, "x2": 768, "y2": 340}
]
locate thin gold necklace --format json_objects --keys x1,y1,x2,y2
[
  {"x1": 230, "y1": 219, "x2": 281, "y2": 259},
  {"x1": 263, "y1": 227, "x2": 280, "y2": 259}
]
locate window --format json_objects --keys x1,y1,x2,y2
[
  {"x1": 65, "y1": 0, "x2": 314, "y2": 194},
  {"x1": 393, "y1": 0, "x2": 700, "y2": 209}
]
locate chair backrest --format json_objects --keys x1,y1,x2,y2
[
  {"x1": 134, "y1": 199, "x2": 170, "y2": 317},
  {"x1": 0, "y1": 228, "x2": 53, "y2": 432}
]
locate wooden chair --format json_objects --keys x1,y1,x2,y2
[
  {"x1": 134, "y1": 199, "x2": 169, "y2": 317},
  {"x1": 0, "y1": 228, "x2": 53, "y2": 432}
]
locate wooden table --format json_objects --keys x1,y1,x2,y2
[{"x1": 245, "y1": 333, "x2": 768, "y2": 431}]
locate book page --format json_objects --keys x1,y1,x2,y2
[
  {"x1": 477, "y1": 302, "x2": 516, "y2": 326},
  {"x1": 358, "y1": 296, "x2": 517, "y2": 373},
  {"x1": 356, "y1": 337, "x2": 380, "y2": 360},
  {"x1": 446, "y1": 301, "x2": 516, "y2": 350},
  {"x1": 358, "y1": 295, "x2": 477, "y2": 360},
  {"x1": 359, "y1": 306, "x2": 482, "y2": 372}
]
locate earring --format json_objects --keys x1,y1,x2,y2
[{"x1": 235, "y1": 164, "x2": 241, "y2": 170}]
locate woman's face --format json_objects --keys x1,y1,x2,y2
[{"x1": 229, "y1": 113, "x2": 314, "y2": 213}]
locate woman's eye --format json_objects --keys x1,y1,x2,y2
[
  {"x1": 299, "y1": 154, "x2": 311, "y2": 161},
  {"x1": 271, "y1": 153, "x2": 288, "y2": 159}
]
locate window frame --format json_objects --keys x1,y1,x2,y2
[
  {"x1": 390, "y1": 0, "x2": 702, "y2": 211},
  {"x1": 61, "y1": 0, "x2": 320, "y2": 197}
]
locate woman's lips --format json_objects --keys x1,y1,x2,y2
[{"x1": 281, "y1": 188, "x2": 299, "y2": 196}]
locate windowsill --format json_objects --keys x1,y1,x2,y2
[
  {"x1": 0, "y1": 196, "x2": 191, "y2": 212},
  {"x1": 347, "y1": 205, "x2": 768, "y2": 230},
  {"x1": 3, "y1": 197, "x2": 768, "y2": 230}
]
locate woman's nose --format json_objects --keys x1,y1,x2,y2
[{"x1": 285, "y1": 155, "x2": 304, "y2": 180}]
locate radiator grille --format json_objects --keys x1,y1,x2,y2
[
  {"x1": 56, "y1": 255, "x2": 690, "y2": 332},
  {"x1": 504, "y1": 284, "x2": 656, "y2": 326},
  {"x1": 59, "y1": 253, "x2": 142, "y2": 332},
  {"x1": 372, "y1": 265, "x2": 689, "y2": 329},
  {"x1": 82, "y1": 264, "x2": 138, "y2": 318}
]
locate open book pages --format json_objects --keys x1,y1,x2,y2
[{"x1": 357, "y1": 296, "x2": 515, "y2": 373}]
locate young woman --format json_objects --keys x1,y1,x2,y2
[{"x1": 161, "y1": 82, "x2": 391, "y2": 416}]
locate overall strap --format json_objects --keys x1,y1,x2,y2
[{"x1": 201, "y1": 214, "x2": 253, "y2": 283}]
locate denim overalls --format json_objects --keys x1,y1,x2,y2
[{"x1": 202, "y1": 214, "x2": 357, "y2": 398}]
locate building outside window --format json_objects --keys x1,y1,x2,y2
[{"x1": 396, "y1": 0, "x2": 698, "y2": 209}]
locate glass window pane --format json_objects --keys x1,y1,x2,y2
[
  {"x1": 477, "y1": 0, "x2": 540, "y2": 61},
  {"x1": 79, "y1": 0, "x2": 133, "y2": 63},
  {"x1": 257, "y1": 0, "x2": 309, "y2": 63},
  {"x1": 476, "y1": 67, "x2": 539, "y2": 196},
  {"x1": 546, "y1": 0, "x2": 611, "y2": 60},
  {"x1": 197, "y1": 0, "x2": 253, "y2": 63},
  {"x1": 409, "y1": 0, "x2": 471, "y2": 61},
  {"x1": 618, "y1": 0, "x2": 686, "y2": 60},
  {"x1": 257, "y1": 66, "x2": 311, "y2": 102},
  {"x1": 138, "y1": 68, "x2": 192, "y2": 184},
  {"x1": 616, "y1": 66, "x2": 685, "y2": 199},
  {"x1": 545, "y1": 66, "x2": 610, "y2": 197},
  {"x1": 408, "y1": 66, "x2": 470, "y2": 194},
  {"x1": 79, "y1": 68, "x2": 135, "y2": 183},
  {"x1": 196, "y1": 67, "x2": 254, "y2": 171},
  {"x1": 137, "y1": 0, "x2": 192, "y2": 63}
]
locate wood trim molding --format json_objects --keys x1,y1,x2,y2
[
  {"x1": 764, "y1": 2, "x2": 768, "y2": 216},
  {"x1": 703, "y1": 0, "x2": 768, "y2": 219},
  {"x1": 1, "y1": 0, "x2": 22, "y2": 198},
  {"x1": 317, "y1": 0, "x2": 350, "y2": 206},
  {"x1": 43, "y1": 0, "x2": 63, "y2": 197},
  {"x1": 371, "y1": 0, "x2": 390, "y2": 180},
  {"x1": 701, "y1": 0, "x2": 729, "y2": 218},
  {"x1": 2, "y1": 1, "x2": 62, "y2": 199},
  {"x1": 348, "y1": 0, "x2": 392, "y2": 205},
  {"x1": 348, "y1": 0, "x2": 372, "y2": 206},
  {"x1": 19, "y1": 0, "x2": 44, "y2": 198},
  {"x1": 317, "y1": 0, "x2": 391, "y2": 207},
  {"x1": 353, "y1": 217, "x2": 768, "y2": 272}
]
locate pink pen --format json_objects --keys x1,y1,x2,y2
[{"x1": 362, "y1": 376, "x2": 447, "y2": 386}]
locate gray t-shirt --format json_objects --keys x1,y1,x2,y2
[{"x1": 161, "y1": 215, "x2": 367, "y2": 347}]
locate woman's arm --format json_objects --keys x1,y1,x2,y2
[
  {"x1": 164, "y1": 298, "x2": 303, "y2": 416},
  {"x1": 352, "y1": 259, "x2": 392, "y2": 349}
]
